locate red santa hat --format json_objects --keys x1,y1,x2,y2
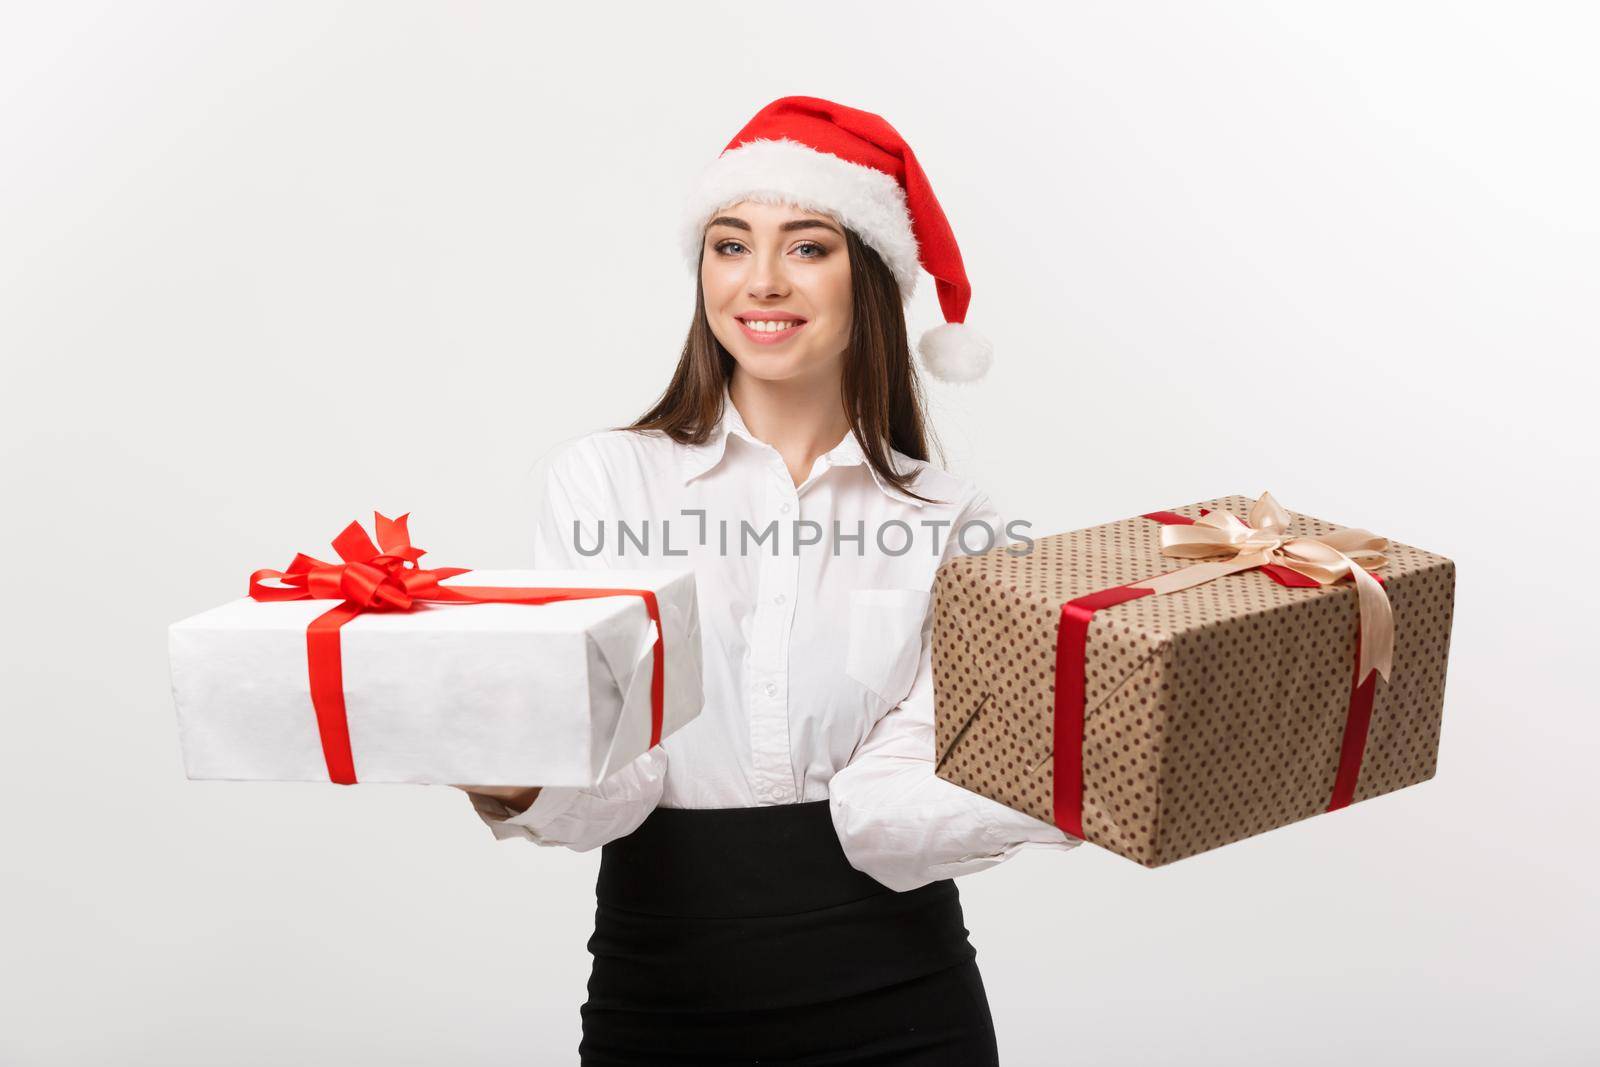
[{"x1": 680, "y1": 96, "x2": 993, "y2": 384}]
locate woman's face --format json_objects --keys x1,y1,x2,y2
[{"x1": 700, "y1": 199, "x2": 853, "y2": 384}]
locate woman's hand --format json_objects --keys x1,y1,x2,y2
[{"x1": 452, "y1": 784, "x2": 543, "y2": 814}]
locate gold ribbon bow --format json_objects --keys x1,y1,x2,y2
[{"x1": 1127, "y1": 491, "x2": 1394, "y2": 684}]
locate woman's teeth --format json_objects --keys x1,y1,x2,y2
[{"x1": 743, "y1": 320, "x2": 801, "y2": 332}]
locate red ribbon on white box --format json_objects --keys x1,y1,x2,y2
[{"x1": 249, "y1": 512, "x2": 664, "y2": 784}]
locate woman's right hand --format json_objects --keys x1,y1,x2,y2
[{"x1": 451, "y1": 784, "x2": 543, "y2": 814}]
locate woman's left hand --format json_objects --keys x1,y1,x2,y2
[{"x1": 452, "y1": 784, "x2": 543, "y2": 813}]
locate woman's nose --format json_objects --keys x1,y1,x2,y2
[{"x1": 746, "y1": 250, "x2": 790, "y2": 298}]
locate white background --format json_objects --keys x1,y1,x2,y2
[{"x1": 3, "y1": 2, "x2": 1595, "y2": 1064}]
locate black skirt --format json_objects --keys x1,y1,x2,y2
[{"x1": 578, "y1": 799, "x2": 1000, "y2": 1066}]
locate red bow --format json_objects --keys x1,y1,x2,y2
[
  {"x1": 249, "y1": 512, "x2": 466, "y2": 611},
  {"x1": 250, "y1": 512, "x2": 665, "y2": 784}
]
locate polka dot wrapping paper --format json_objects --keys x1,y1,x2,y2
[{"x1": 932, "y1": 495, "x2": 1456, "y2": 868}]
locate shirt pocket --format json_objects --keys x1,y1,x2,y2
[{"x1": 844, "y1": 588, "x2": 932, "y2": 710}]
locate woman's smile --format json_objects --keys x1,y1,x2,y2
[{"x1": 734, "y1": 312, "x2": 810, "y2": 346}]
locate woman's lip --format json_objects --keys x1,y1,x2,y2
[{"x1": 736, "y1": 318, "x2": 809, "y2": 345}]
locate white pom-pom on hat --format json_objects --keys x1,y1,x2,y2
[
  {"x1": 682, "y1": 97, "x2": 995, "y2": 385},
  {"x1": 917, "y1": 322, "x2": 994, "y2": 383}
]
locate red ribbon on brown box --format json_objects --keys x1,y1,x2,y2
[{"x1": 1053, "y1": 492, "x2": 1393, "y2": 838}]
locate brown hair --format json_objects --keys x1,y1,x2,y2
[{"x1": 618, "y1": 226, "x2": 947, "y2": 505}]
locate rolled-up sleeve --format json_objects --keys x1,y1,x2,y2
[
  {"x1": 828, "y1": 489, "x2": 1081, "y2": 892},
  {"x1": 469, "y1": 437, "x2": 669, "y2": 851},
  {"x1": 470, "y1": 748, "x2": 668, "y2": 852}
]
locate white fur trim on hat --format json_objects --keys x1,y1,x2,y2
[
  {"x1": 680, "y1": 137, "x2": 921, "y2": 302},
  {"x1": 917, "y1": 322, "x2": 994, "y2": 383}
]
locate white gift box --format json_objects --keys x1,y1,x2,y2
[{"x1": 168, "y1": 569, "x2": 702, "y2": 786}]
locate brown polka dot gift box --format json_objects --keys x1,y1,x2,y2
[{"x1": 932, "y1": 492, "x2": 1455, "y2": 868}]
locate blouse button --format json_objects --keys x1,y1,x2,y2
[
  {"x1": 779, "y1": 502, "x2": 791, "y2": 514},
  {"x1": 764, "y1": 681, "x2": 778, "y2": 698},
  {"x1": 773, "y1": 593, "x2": 786, "y2": 605}
]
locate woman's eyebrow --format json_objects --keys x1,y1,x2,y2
[
  {"x1": 780, "y1": 218, "x2": 842, "y2": 236},
  {"x1": 707, "y1": 216, "x2": 843, "y2": 236}
]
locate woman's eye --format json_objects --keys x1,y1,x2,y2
[{"x1": 712, "y1": 239, "x2": 827, "y2": 258}]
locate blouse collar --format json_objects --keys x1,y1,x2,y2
[{"x1": 679, "y1": 381, "x2": 925, "y2": 508}]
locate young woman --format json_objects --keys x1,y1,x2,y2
[{"x1": 458, "y1": 97, "x2": 1079, "y2": 1065}]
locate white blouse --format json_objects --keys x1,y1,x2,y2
[{"x1": 470, "y1": 383, "x2": 1080, "y2": 892}]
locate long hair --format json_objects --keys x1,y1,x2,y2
[{"x1": 619, "y1": 226, "x2": 947, "y2": 505}]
